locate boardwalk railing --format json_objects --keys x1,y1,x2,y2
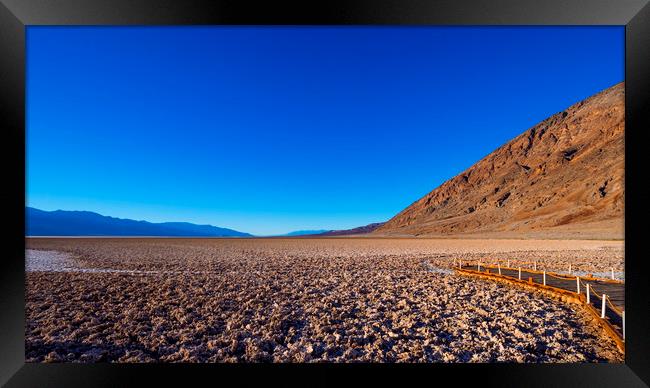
[{"x1": 454, "y1": 259, "x2": 625, "y2": 353}]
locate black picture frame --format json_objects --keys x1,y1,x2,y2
[{"x1": 1, "y1": 1, "x2": 649, "y2": 386}]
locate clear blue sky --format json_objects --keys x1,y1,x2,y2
[{"x1": 26, "y1": 26, "x2": 624, "y2": 236}]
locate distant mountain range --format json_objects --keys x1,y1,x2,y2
[
  {"x1": 318, "y1": 222, "x2": 385, "y2": 236},
  {"x1": 279, "y1": 223, "x2": 387, "y2": 237},
  {"x1": 25, "y1": 207, "x2": 252, "y2": 237},
  {"x1": 279, "y1": 230, "x2": 331, "y2": 236}
]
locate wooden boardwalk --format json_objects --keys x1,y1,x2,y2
[{"x1": 457, "y1": 263, "x2": 625, "y2": 352}]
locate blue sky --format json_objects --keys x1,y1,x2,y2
[{"x1": 26, "y1": 26, "x2": 624, "y2": 235}]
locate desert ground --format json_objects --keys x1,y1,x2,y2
[{"x1": 25, "y1": 237, "x2": 624, "y2": 363}]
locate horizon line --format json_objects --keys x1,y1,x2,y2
[{"x1": 25, "y1": 206, "x2": 384, "y2": 236}]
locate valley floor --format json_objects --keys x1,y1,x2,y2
[{"x1": 25, "y1": 237, "x2": 624, "y2": 363}]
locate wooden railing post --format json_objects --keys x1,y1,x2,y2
[
  {"x1": 518, "y1": 267, "x2": 521, "y2": 280},
  {"x1": 576, "y1": 277, "x2": 580, "y2": 294},
  {"x1": 586, "y1": 283, "x2": 590, "y2": 304},
  {"x1": 569, "y1": 263, "x2": 572, "y2": 274},
  {"x1": 498, "y1": 264, "x2": 501, "y2": 275},
  {"x1": 507, "y1": 259, "x2": 510, "y2": 268},
  {"x1": 534, "y1": 261, "x2": 537, "y2": 271},
  {"x1": 611, "y1": 268, "x2": 615, "y2": 280},
  {"x1": 543, "y1": 271, "x2": 546, "y2": 286},
  {"x1": 601, "y1": 294, "x2": 607, "y2": 318}
]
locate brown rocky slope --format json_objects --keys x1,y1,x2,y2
[{"x1": 375, "y1": 82, "x2": 624, "y2": 239}]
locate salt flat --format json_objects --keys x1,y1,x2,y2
[{"x1": 25, "y1": 237, "x2": 623, "y2": 363}]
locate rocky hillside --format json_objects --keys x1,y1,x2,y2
[{"x1": 375, "y1": 82, "x2": 624, "y2": 239}]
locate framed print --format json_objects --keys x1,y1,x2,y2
[{"x1": 1, "y1": 0, "x2": 649, "y2": 386}]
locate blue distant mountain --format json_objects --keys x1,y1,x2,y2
[
  {"x1": 25, "y1": 207, "x2": 252, "y2": 237},
  {"x1": 280, "y1": 230, "x2": 331, "y2": 236}
]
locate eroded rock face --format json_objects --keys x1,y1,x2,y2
[
  {"x1": 376, "y1": 83, "x2": 624, "y2": 239},
  {"x1": 25, "y1": 238, "x2": 623, "y2": 363}
]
